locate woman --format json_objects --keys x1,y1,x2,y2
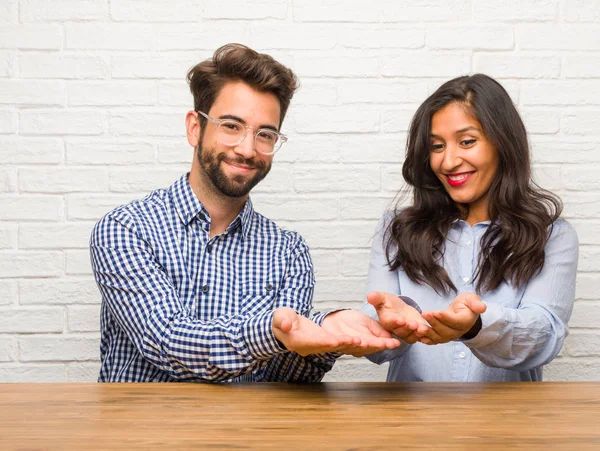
[{"x1": 362, "y1": 74, "x2": 578, "y2": 382}]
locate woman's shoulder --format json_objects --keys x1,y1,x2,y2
[{"x1": 548, "y1": 218, "x2": 579, "y2": 248}]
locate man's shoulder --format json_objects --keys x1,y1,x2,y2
[{"x1": 251, "y1": 210, "x2": 308, "y2": 254}]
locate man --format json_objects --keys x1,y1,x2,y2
[{"x1": 90, "y1": 43, "x2": 399, "y2": 382}]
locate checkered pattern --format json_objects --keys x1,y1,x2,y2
[{"x1": 91, "y1": 173, "x2": 335, "y2": 382}]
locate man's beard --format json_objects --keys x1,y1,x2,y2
[{"x1": 196, "y1": 145, "x2": 271, "y2": 198}]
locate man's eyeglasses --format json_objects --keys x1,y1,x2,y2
[{"x1": 197, "y1": 111, "x2": 287, "y2": 155}]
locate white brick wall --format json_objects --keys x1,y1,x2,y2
[{"x1": 0, "y1": 0, "x2": 598, "y2": 383}]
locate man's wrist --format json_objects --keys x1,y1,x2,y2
[{"x1": 460, "y1": 315, "x2": 482, "y2": 340}]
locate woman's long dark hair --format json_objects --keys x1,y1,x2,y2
[{"x1": 386, "y1": 74, "x2": 562, "y2": 295}]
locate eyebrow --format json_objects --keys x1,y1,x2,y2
[
  {"x1": 430, "y1": 126, "x2": 481, "y2": 139},
  {"x1": 218, "y1": 114, "x2": 279, "y2": 132}
]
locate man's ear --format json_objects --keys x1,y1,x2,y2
[{"x1": 185, "y1": 110, "x2": 201, "y2": 147}]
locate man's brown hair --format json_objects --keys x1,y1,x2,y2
[{"x1": 187, "y1": 43, "x2": 299, "y2": 129}]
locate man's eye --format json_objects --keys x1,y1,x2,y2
[
  {"x1": 257, "y1": 131, "x2": 276, "y2": 142},
  {"x1": 223, "y1": 122, "x2": 243, "y2": 131}
]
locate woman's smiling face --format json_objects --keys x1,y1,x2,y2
[{"x1": 429, "y1": 102, "x2": 499, "y2": 225}]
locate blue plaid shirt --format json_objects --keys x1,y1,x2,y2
[{"x1": 91, "y1": 174, "x2": 335, "y2": 382}]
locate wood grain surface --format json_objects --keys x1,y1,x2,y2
[{"x1": 1, "y1": 382, "x2": 599, "y2": 450}]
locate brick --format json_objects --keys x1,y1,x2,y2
[
  {"x1": 66, "y1": 250, "x2": 93, "y2": 275},
  {"x1": 382, "y1": 52, "x2": 471, "y2": 77},
  {"x1": 563, "y1": 55, "x2": 600, "y2": 78},
  {"x1": 339, "y1": 135, "x2": 406, "y2": 164},
  {"x1": 562, "y1": 192, "x2": 600, "y2": 220},
  {"x1": 293, "y1": 80, "x2": 337, "y2": 106},
  {"x1": 0, "y1": 168, "x2": 16, "y2": 192},
  {"x1": 21, "y1": 0, "x2": 107, "y2": 21},
  {"x1": 156, "y1": 24, "x2": 250, "y2": 51},
  {"x1": 252, "y1": 196, "x2": 338, "y2": 221},
  {"x1": 570, "y1": 220, "x2": 600, "y2": 245},
  {"x1": 109, "y1": 111, "x2": 182, "y2": 137},
  {"x1": 67, "y1": 81, "x2": 156, "y2": 106},
  {"x1": 157, "y1": 139, "x2": 195, "y2": 164},
  {"x1": 67, "y1": 194, "x2": 134, "y2": 220},
  {"x1": 563, "y1": 166, "x2": 600, "y2": 191},
  {"x1": 311, "y1": 250, "x2": 340, "y2": 278},
  {"x1": 20, "y1": 110, "x2": 105, "y2": 136},
  {"x1": 382, "y1": 107, "x2": 418, "y2": 134},
  {"x1": 66, "y1": 24, "x2": 158, "y2": 50},
  {"x1": 382, "y1": 164, "x2": 405, "y2": 193},
  {"x1": 292, "y1": 106, "x2": 380, "y2": 134},
  {"x1": 19, "y1": 335, "x2": 99, "y2": 361},
  {"x1": 0, "y1": 0, "x2": 16, "y2": 23},
  {"x1": 252, "y1": 164, "x2": 293, "y2": 194},
  {"x1": 294, "y1": 0, "x2": 379, "y2": 22},
  {"x1": 0, "y1": 223, "x2": 17, "y2": 249},
  {"x1": 0, "y1": 251, "x2": 63, "y2": 278},
  {"x1": 109, "y1": 168, "x2": 185, "y2": 193},
  {"x1": 473, "y1": 0, "x2": 557, "y2": 21},
  {"x1": 294, "y1": 166, "x2": 380, "y2": 193},
  {"x1": 66, "y1": 139, "x2": 155, "y2": 165},
  {"x1": 474, "y1": 54, "x2": 560, "y2": 78},
  {"x1": 521, "y1": 81, "x2": 600, "y2": 105},
  {"x1": 0, "y1": 50, "x2": 14, "y2": 77},
  {"x1": 0, "y1": 195, "x2": 63, "y2": 221},
  {"x1": 517, "y1": 24, "x2": 600, "y2": 50},
  {"x1": 520, "y1": 109, "x2": 560, "y2": 134},
  {"x1": 19, "y1": 223, "x2": 95, "y2": 250},
  {"x1": 275, "y1": 135, "x2": 341, "y2": 164},
  {"x1": 570, "y1": 301, "x2": 600, "y2": 328},
  {"x1": 0, "y1": 364, "x2": 66, "y2": 382},
  {"x1": 111, "y1": 0, "x2": 204, "y2": 21},
  {"x1": 158, "y1": 81, "x2": 192, "y2": 107},
  {"x1": 428, "y1": 25, "x2": 513, "y2": 50},
  {"x1": 339, "y1": 26, "x2": 424, "y2": 49},
  {"x1": 19, "y1": 168, "x2": 108, "y2": 193},
  {"x1": 20, "y1": 278, "x2": 100, "y2": 305},
  {"x1": 293, "y1": 221, "x2": 377, "y2": 249},
  {"x1": 68, "y1": 305, "x2": 100, "y2": 332},
  {"x1": 0, "y1": 138, "x2": 63, "y2": 164},
  {"x1": 206, "y1": 0, "x2": 287, "y2": 19},
  {"x1": 0, "y1": 308, "x2": 64, "y2": 333},
  {"x1": 340, "y1": 196, "x2": 393, "y2": 220},
  {"x1": 564, "y1": 332, "x2": 600, "y2": 357},
  {"x1": 565, "y1": 0, "x2": 600, "y2": 22},
  {"x1": 0, "y1": 25, "x2": 62, "y2": 49},
  {"x1": 530, "y1": 138, "x2": 600, "y2": 164},
  {"x1": 0, "y1": 338, "x2": 17, "y2": 362},
  {"x1": 0, "y1": 80, "x2": 64, "y2": 106},
  {"x1": 545, "y1": 357, "x2": 600, "y2": 381},
  {"x1": 340, "y1": 250, "x2": 371, "y2": 277},
  {"x1": 563, "y1": 110, "x2": 600, "y2": 135},
  {"x1": 380, "y1": 0, "x2": 470, "y2": 22},
  {"x1": 323, "y1": 358, "x2": 387, "y2": 382},
  {"x1": 575, "y1": 273, "x2": 600, "y2": 300},
  {"x1": 338, "y1": 80, "x2": 427, "y2": 104},
  {"x1": 0, "y1": 280, "x2": 17, "y2": 305},
  {"x1": 293, "y1": 52, "x2": 379, "y2": 78},
  {"x1": 66, "y1": 362, "x2": 101, "y2": 382},
  {"x1": 0, "y1": 109, "x2": 16, "y2": 134},
  {"x1": 579, "y1": 246, "x2": 600, "y2": 272},
  {"x1": 112, "y1": 53, "x2": 198, "y2": 80},
  {"x1": 532, "y1": 165, "x2": 561, "y2": 192},
  {"x1": 314, "y1": 277, "x2": 367, "y2": 303},
  {"x1": 20, "y1": 52, "x2": 109, "y2": 79},
  {"x1": 251, "y1": 25, "x2": 335, "y2": 50}
]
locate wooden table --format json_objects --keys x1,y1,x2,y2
[{"x1": 1, "y1": 383, "x2": 599, "y2": 450}]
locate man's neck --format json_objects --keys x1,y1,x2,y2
[{"x1": 189, "y1": 171, "x2": 247, "y2": 238}]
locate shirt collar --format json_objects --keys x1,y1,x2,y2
[{"x1": 171, "y1": 173, "x2": 255, "y2": 239}]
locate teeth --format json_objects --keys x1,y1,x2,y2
[{"x1": 448, "y1": 173, "x2": 469, "y2": 181}]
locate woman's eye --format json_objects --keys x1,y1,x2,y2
[
  {"x1": 431, "y1": 144, "x2": 444, "y2": 152},
  {"x1": 461, "y1": 139, "x2": 476, "y2": 146}
]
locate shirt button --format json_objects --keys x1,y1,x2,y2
[
  {"x1": 206, "y1": 244, "x2": 212, "y2": 253},
  {"x1": 462, "y1": 276, "x2": 470, "y2": 283},
  {"x1": 459, "y1": 351, "x2": 466, "y2": 359},
  {"x1": 465, "y1": 240, "x2": 472, "y2": 246},
  {"x1": 202, "y1": 285, "x2": 209, "y2": 293},
  {"x1": 265, "y1": 284, "x2": 273, "y2": 291}
]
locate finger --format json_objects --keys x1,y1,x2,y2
[
  {"x1": 366, "y1": 291, "x2": 387, "y2": 310},
  {"x1": 273, "y1": 309, "x2": 297, "y2": 333},
  {"x1": 465, "y1": 294, "x2": 487, "y2": 315},
  {"x1": 365, "y1": 318, "x2": 394, "y2": 339},
  {"x1": 419, "y1": 314, "x2": 454, "y2": 343},
  {"x1": 433, "y1": 309, "x2": 474, "y2": 330}
]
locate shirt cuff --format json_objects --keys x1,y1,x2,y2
[
  {"x1": 461, "y1": 302, "x2": 507, "y2": 349},
  {"x1": 241, "y1": 310, "x2": 287, "y2": 360}
]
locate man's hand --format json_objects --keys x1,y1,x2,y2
[
  {"x1": 367, "y1": 291, "x2": 430, "y2": 344},
  {"x1": 419, "y1": 292, "x2": 486, "y2": 345},
  {"x1": 272, "y1": 307, "x2": 361, "y2": 357},
  {"x1": 321, "y1": 310, "x2": 401, "y2": 357}
]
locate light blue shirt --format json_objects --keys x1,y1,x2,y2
[{"x1": 362, "y1": 216, "x2": 578, "y2": 382}]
